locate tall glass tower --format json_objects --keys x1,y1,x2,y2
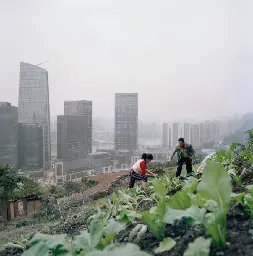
[{"x1": 18, "y1": 62, "x2": 51, "y2": 169}]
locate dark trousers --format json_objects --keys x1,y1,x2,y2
[
  {"x1": 176, "y1": 157, "x2": 193, "y2": 177},
  {"x1": 129, "y1": 170, "x2": 148, "y2": 188}
]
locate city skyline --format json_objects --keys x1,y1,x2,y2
[{"x1": 1, "y1": 62, "x2": 249, "y2": 126}]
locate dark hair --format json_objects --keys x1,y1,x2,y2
[
  {"x1": 178, "y1": 138, "x2": 185, "y2": 143},
  {"x1": 142, "y1": 153, "x2": 153, "y2": 161}
]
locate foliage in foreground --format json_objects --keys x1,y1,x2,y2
[
  {"x1": 22, "y1": 211, "x2": 149, "y2": 256},
  {"x1": 164, "y1": 161, "x2": 232, "y2": 248}
]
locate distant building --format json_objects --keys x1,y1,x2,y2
[
  {"x1": 212, "y1": 121, "x2": 220, "y2": 143},
  {"x1": 162, "y1": 123, "x2": 168, "y2": 147},
  {"x1": 169, "y1": 128, "x2": 172, "y2": 148},
  {"x1": 190, "y1": 123, "x2": 200, "y2": 147},
  {"x1": 57, "y1": 100, "x2": 92, "y2": 161},
  {"x1": 0, "y1": 102, "x2": 18, "y2": 166},
  {"x1": 205, "y1": 121, "x2": 212, "y2": 142},
  {"x1": 184, "y1": 123, "x2": 190, "y2": 142},
  {"x1": 172, "y1": 123, "x2": 179, "y2": 146},
  {"x1": 18, "y1": 62, "x2": 51, "y2": 169},
  {"x1": 199, "y1": 122, "x2": 205, "y2": 144},
  {"x1": 17, "y1": 124, "x2": 44, "y2": 170},
  {"x1": 64, "y1": 100, "x2": 92, "y2": 117},
  {"x1": 115, "y1": 93, "x2": 138, "y2": 151}
]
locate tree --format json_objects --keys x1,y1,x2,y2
[{"x1": 0, "y1": 165, "x2": 19, "y2": 201}]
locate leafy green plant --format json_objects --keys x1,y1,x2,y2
[
  {"x1": 153, "y1": 237, "x2": 176, "y2": 254},
  {"x1": 164, "y1": 161, "x2": 232, "y2": 248},
  {"x1": 23, "y1": 212, "x2": 128, "y2": 255},
  {"x1": 197, "y1": 161, "x2": 232, "y2": 248},
  {"x1": 214, "y1": 150, "x2": 232, "y2": 166},
  {"x1": 85, "y1": 243, "x2": 151, "y2": 256},
  {"x1": 142, "y1": 179, "x2": 167, "y2": 241},
  {"x1": 183, "y1": 237, "x2": 211, "y2": 256}
]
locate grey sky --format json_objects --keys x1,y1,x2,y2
[{"x1": 0, "y1": 0, "x2": 252, "y2": 121}]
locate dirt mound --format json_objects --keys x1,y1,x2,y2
[{"x1": 70, "y1": 171, "x2": 129, "y2": 200}]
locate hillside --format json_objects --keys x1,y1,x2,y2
[
  {"x1": 1, "y1": 136, "x2": 253, "y2": 256},
  {"x1": 223, "y1": 113, "x2": 253, "y2": 145}
]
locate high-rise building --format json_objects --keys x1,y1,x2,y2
[
  {"x1": 169, "y1": 128, "x2": 172, "y2": 148},
  {"x1": 211, "y1": 120, "x2": 220, "y2": 143},
  {"x1": 18, "y1": 62, "x2": 51, "y2": 169},
  {"x1": 190, "y1": 123, "x2": 200, "y2": 147},
  {"x1": 57, "y1": 100, "x2": 92, "y2": 161},
  {"x1": 205, "y1": 121, "x2": 212, "y2": 142},
  {"x1": 64, "y1": 100, "x2": 92, "y2": 117},
  {"x1": 199, "y1": 122, "x2": 206, "y2": 145},
  {"x1": 115, "y1": 93, "x2": 138, "y2": 151},
  {"x1": 17, "y1": 124, "x2": 44, "y2": 170},
  {"x1": 0, "y1": 102, "x2": 18, "y2": 166},
  {"x1": 172, "y1": 123, "x2": 179, "y2": 146},
  {"x1": 184, "y1": 123, "x2": 190, "y2": 142},
  {"x1": 162, "y1": 123, "x2": 168, "y2": 147}
]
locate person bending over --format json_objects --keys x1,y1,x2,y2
[
  {"x1": 168, "y1": 138, "x2": 195, "y2": 178},
  {"x1": 129, "y1": 153, "x2": 154, "y2": 189}
]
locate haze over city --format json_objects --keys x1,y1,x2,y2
[{"x1": 1, "y1": 0, "x2": 253, "y2": 121}]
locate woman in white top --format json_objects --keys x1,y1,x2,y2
[{"x1": 129, "y1": 153, "x2": 154, "y2": 189}]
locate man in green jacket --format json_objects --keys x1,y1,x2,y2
[{"x1": 168, "y1": 138, "x2": 195, "y2": 177}]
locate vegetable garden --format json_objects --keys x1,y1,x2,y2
[{"x1": 2, "y1": 130, "x2": 253, "y2": 256}]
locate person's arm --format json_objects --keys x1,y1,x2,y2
[
  {"x1": 168, "y1": 146, "x2": 177, "y2": 162},
  {"x1": 146, "y1": 169, "x2": 154, "y2": 176}
]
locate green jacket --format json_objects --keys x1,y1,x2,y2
[{"x1": 169, "y1": 142, "x2": 195, "y2": 162}]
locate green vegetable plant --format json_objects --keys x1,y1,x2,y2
[
  {"x1": 23, "y1": 212, "x2": 128, "y2": 256},
  {"x1": 197, "y1": 161, "x2": 232, "y2": 248},
  {"x1": 183, "y1": 237, "x2": 211, "y2": 256},
  {"x1": 233, "y1": 185, "x2": 253, "y2": 218},
  {"x1": 142, "y1": 179, "x2": 167, "y2": 241},
  {"x1": 164, "y1": 161, "x2": 232, "y2": 248},
  {"x1": 213, "y1": 150, "x2": 232, "y2": 166}
]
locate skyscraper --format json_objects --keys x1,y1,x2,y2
[
  {"x1": 0, "y1": 102, "x2": 18, "y2": 166},
  {"x1": 199, "y1": 122, "x2": 205, "y2": 145},
  {"x1": 205, "y1": 121, "x2": 212, "y2": 142},
  {"x1": 169, "y1": 127, "x2": 172, "y2": 148},
  {"x1": 190, "y1": 123, "x2": 200, "y2": 147},
  {"x1": 57, "y1": 100, "x2": 92, "y2": 161},
  {"x1": 115, "y1": 93, "x2": 138, "y2": 151},
  {"x1": 64, "y1": 100, "x2": 92, "y2": 117},
  {"x1": 184, "y1": 123, "x2": 190, "y2": 142},
  {"x1": 211, "y1": 120, "x2": 220, "y2": 143},
  {"x1": 17, "y1": 124, "x2": 44, "y2": 170},
  {"x1": 18, "y1": 62, "x2": 51, "y2": 169},
  {"x1": 172, "y1": 123, "x2": 179, "y2": 146},
  {"x1": 162, "y1": 123, "x2": 168, "y2": 147}
]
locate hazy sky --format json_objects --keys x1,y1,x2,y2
[{"x1": 0, "y1": 0, "x2": 252, "y2": 121}]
